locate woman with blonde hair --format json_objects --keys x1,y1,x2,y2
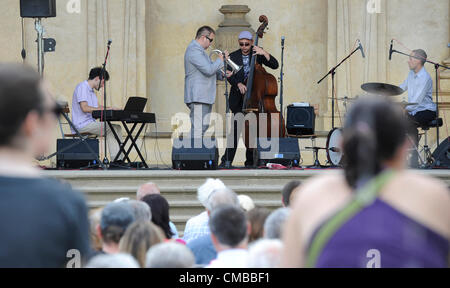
[{"x1": 119, "y1": 221, "x2": 165, "y2": 267}]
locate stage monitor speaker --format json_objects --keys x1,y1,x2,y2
[
  {"x1": 56, "y1": 139, "x2": 99, "y2": 169},
  {"x1": 254, "y1": 137, "x2": 301, "y2": 167},
  {"x1": 20, "y1": 0, "x2": 56, "y2": 18},
  {"x1": 432, "y1": 138, "x2": 450, "y2": 168},
  {"x1": 286, "y1": 105, "x2": 315, "y2": 136},
  {"x1": 172, "y1": 138, "x2": 218, "y2": 170}
]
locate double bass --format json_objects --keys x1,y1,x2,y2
[{"x1": 242, "y1": 15, "x2": 286, "y2": 150}]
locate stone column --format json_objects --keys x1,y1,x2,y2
[{"x1": 213, "y1": 5, "x2": 255, "y2": 136}]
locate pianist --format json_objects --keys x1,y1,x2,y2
[{"x1": 71, "y1": 67, "x2": 123, "y2": 162}]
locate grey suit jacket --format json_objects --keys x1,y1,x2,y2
[{"x1": 184, "y1": 40, "x2": 224, "y2": 105}]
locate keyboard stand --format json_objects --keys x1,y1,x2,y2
[{"x1": 107, "y1": 120, "x2": 149, "y2": 168}]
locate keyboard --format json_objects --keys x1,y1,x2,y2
[{"x1": 92, "y1": 110, "x2": 156, "y2": 123}]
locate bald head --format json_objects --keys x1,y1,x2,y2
[{"x1": 137, "y1": 182, "x2": 160, "y2": 201}]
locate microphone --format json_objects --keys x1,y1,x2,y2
[
  {"x1": 389, "y1": 39, "x2": 393, "y2": 61},
  {"x1": 358, "y1": 40, "x2": 365, "y2": 58},
  {"x1": 281, "y1": 36, "x2": 285, "y2": 48},
  {"x1": 107, "y1": 39, "x2": 112, "y2": 46}
]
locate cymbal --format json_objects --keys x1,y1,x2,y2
[{"x1": 361, "y1": 82, "x2": 405, "y2": 96}]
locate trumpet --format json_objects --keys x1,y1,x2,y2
[{"x1": 210, "y1": 49, "x2": 242, "y2": 74}]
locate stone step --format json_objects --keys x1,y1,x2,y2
[{"x1": 81, "y1": 185, "x2": 284, "y2": 202}]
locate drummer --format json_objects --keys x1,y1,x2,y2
[{"x1": 399, "y1": 49, "x2": 436, "y2": 167}]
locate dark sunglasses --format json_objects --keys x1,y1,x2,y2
[
  {"x1": 39, "y1": 103, "x2": 65, "y2": 117},
  {"x1": 205, "y1": 35, "x2": 213, "y2": 43},
  {"x1": 239, "y1": 42, "x2": 251, "y2": 47}
]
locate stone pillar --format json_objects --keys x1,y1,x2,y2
[{"x1": 213, "y1": 5, "x2": 255, "y2": 136}]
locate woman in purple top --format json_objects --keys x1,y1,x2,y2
[{"x1": 282, "y1": 98, "x2": 449, "y2": 268}]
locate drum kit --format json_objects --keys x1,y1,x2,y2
[{"x1": 322, "y1": 82, "x2": 412, "y2": 167}]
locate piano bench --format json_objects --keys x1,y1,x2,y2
[{"x1": 64, "y1": 132, "x2": 98, "y2": 139}]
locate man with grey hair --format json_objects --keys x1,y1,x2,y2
[
  {"x1": 146, "y1": 242, "x2": 195, "y2": 268},
  {"x1": 263, "y1": 207, "x2": 290, "y2": 239},
  {"x1": 399, "y1": 48, "x2": 436, "y2": 167},
  {"x1": 86, "y1": 253, "x2": 139, "y2": 268},
  {"x1": 127, "y1": 200, "x2": 151, "y2": 222},
  {"x1": 247, "y1": 239, "x2": 283, "y2": 268},
  {"x1": 183, "y1": 178, "x2": 226, "y2": 243},
  {"x1": 184, "y1": 26, "x2": 230, "y2": 138},
  {"x1": 187, "y1": 188, "x2": 239, "y2": 266}
]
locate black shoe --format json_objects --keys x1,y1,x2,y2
[{"x1": 218, "y1": 161, "x2": 234, "y2": 169}]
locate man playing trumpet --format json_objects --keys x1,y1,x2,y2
[{"x1": 184, "y1": 26, "x2": 231, "y2": 138}]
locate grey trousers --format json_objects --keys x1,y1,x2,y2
[
  {"x1": 188, "y1": 103, "x2": 212, "y2": 138},
  {"x1": 79, "y1": 121, "x2": 123, "y2": 160}
]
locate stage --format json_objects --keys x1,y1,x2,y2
[{"x1": 43, "y1": 168, "x2": 450, "y2": 235}]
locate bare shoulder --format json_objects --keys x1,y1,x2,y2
[
  {"x1": 290, "y1": 171, "x2": 352, "y2": 243},
  {"x1": 381, "y1": 170, "x2": 450, "y2": 238}
]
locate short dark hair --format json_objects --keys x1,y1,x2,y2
[
  {"x1": 141, "y1": 194, "x2": 174, "y2": 239},
  {"x1": 0, "y1": 64, "x2": 44, "y2": 147},
  {"x1": 195, "y1": 26, "x2": 215, "y2": 39},
  {"x1": 281, "y1": 181, "x2": 301, "y2": 206},
  {"x1": 412, "y1": 49, "x2": 427, "y2": 66},
  {"x1": 209, "y1": 205, "x2": 248, "y2": 247},
  {"x1": 89, "y1": 67, "x2": 110, "y2": 81}
]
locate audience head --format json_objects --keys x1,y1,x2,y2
[
  {"x1": 248, "y1": 239, "x2": 283, "y2": 268},
  {"x1": 126, "y1": 200, "x2": 152, "y2": 222},
  {"x1": 85, "y1": 253, "x2": 139, "y2": 268},
  {"x1": 197, "y1": 178, "x2": 226, "y2": 209},
  {"x1": 141, "y1": 194, "x2": 174, "y2": 239},
  {"x1": 136, "y1": 182, "x2": 160, "y2": 201},
  {"x1": 98, "y1": 202, "x2": 135, "y2": 252},
  {"x1": 206, "y1": 187, "x2": 239, "y2": 213},
  {"x1": 343, "y1": 97, "x2": 408, "y2": 188},
  {"x1": 247, "y1": 207, "x2": 271, "y2": 243},
  {"x1": 281, "y1": 181, "x2": 301, "y2": 207},
  {"x1": 209, "y1": 205, "x2": 249, "y2": 251},
  {"x1": 119, "y1": 221, "x2": 165, "y2": 267},
  {"x1": 264, "y1": 208, "x2": 290, "y2": 239},
  {"x1": 238, "y1": 194, "x2": 255, "y2": 212},
  {"x1": 145, "y1": 242, "x2": 195, "y2": 268},
  {"x1": 0, "y1": 63, "x2": 57, "y2": 156},
  {"x1": 89, "y1": 208, "x2": 103, "y2": 251}
]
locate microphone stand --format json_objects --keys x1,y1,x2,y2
[
  {"x1": 223, "y1": 52, "x2": 232, "y2": 169},
  {"x1": 391, "y1": 48, "x2": 450, "y2": 144},
  {"x1": 318, "y1": 45, "x2": 362, "y2": 129},
  {"x1": 100, "y1": 41, "x2": 111, "y2": 169},
  {"x1": 279, "y1": 37, "x2": 285, "y2": 133}
]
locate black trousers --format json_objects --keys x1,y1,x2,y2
[
  {"x1": 407, "y1": 110, "x2": 437, "y2": 167},
  {"x1": 220, "y1": 114, "x2": 254, "y2": 167}
]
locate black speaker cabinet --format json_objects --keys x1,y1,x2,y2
[
  {"x1": 286, "y1": 105, "x2": 315, "y2": 136},
  {"x1": 432, "y1": 138, "x2": 450, "y2": 168},
  {"x1": 254, "y1": 137, "x2": 301, "y2": 167},
  {"x1": 172, "y1": 138, "x2": 219, "y2": 170},
  {"x1": 20, "y1": 0, "x2": 56, "y2": 18},
  {"x1": 56, "y1": 139, "x2": 99, "y2": 169}
]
